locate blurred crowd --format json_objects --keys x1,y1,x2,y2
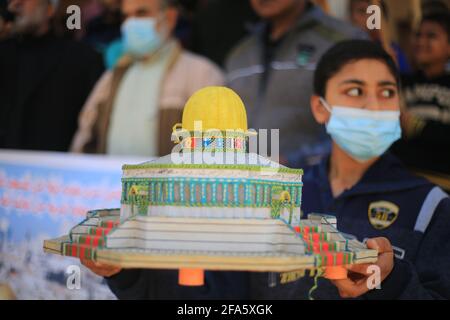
[{"x1": 0, "y1": 0, "x2": 449, "y2": 186}]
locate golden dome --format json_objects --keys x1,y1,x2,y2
[{"x1": 180, "y1": 86, "x2": 248, "y2": 132}]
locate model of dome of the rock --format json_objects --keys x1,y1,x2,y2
[{"x1": 44, "y1": 87, "x2": 377, "y2": 286}]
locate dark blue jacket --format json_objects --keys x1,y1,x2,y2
[
  {"x1": 106, "y1": 269, "x2": 249, "y2": 300},
  {"x1": 250, "y1": 153, "x2": 450, "y2": 299}
]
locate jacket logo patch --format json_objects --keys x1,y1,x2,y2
[
  {"x1": 296, "y1": 44, "x2": 315, "y2": 66},
  {"x1": 368, "y1": 201, "x2": 399, "y2": 230}
]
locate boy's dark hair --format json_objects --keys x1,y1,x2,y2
[
  {"x1": 421, "y1": 0, "x2": 449, "y2": 16},
  {"x1": 421, "y1": 13, "x2": 450, "y2": 42},
  {"x1": 313, "y1": 40, "x2": 399, "y2": 97}
]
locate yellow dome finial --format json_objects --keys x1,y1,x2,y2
[
  {"x1": 179, "y1": 86, "x2": 248, "y2": 132},
  {"x1": 172, "y1": 87, "x2": 256, "y2": 151}
]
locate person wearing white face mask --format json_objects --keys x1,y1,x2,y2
[
  {"x1": 250, "y1": 40, "x2": 450, "y2": 300},
  {"x1": 120, "y1": 7, "x2": 168, "y2": 58},
  {"x1": 71, "y1": 0, "x2": 224, "y2": 158},
  {"x1": 318, "y1": 97, "x2": 401, "y2": 163}
]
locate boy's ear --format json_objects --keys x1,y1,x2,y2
[{"x1": 310, "y1": 95, "x2": 330, "y2": 125}]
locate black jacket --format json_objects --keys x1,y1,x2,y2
[{"x1": 0, "y1": 32, "x2": 103, "y2": 151}]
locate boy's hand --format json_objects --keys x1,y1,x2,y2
[
  {"x1": 80, "y1": 259, "x2": 122, "y2": 278},
  {"x1": 330, "y1": 237, "x2": 394, "y2": 298}
]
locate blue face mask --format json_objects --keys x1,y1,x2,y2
[
  {"x1": 121, "y1": 17, "x2": 163, "y2": 57},
  {"x1": 320, "y1": 98, "x2": 402, "y2": 162}
]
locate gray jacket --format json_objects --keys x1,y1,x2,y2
[{"x1": 225, "y1": 5, "x2": 368, "y2": 162}]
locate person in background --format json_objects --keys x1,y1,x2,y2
[
  {"x1": 70, "y1": 0, "x2": 224, "y2": 158},
  {"x1": 101, "y1": 0, "x2": 201, "y2": 70},
  {"x1": 251, "y1": 40, "x2": 450, "y2": 300},
  {"x1": 348, "y1": 0, "x2": 411, "y2": 74},
  {"x1": 83, "y1": 0, "x2": 123, "y2": 54},
  {"x1": 191, "y1": 0, "x2": 259, "y2": 67},
  {"x1": 391, "y1": 12, "x2": 450, "y2": 178},
  {"x1": 0, "y1": 0, "x2": 104, "y2": 152},
  {"x1": 225, "y1": 0, "x2": 367, "y2": 169}
]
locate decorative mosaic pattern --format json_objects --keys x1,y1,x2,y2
[
  {"x1": 174, "y1": 130, "x2": 248, "y2": 153},
  {"x1": 121, "y1": 177, "x2": 303, "y2": 211}
]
